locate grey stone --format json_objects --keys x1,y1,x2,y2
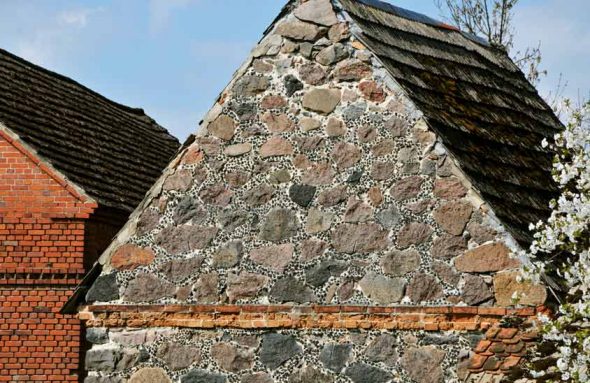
[
  {"x1": 212, "y1": 241, "x2": 243, "y2": 268},
  {"x1": 317, "y1": 185, "x2": 347, "y2": 207},
  {"x1": 250, "y1": 244, "x2": 294, "y2": 272},
  {"x1": 86, "y1": 328, "x2": 108, "y2": 345},
  {"x1": 462, "y1": 274, "x2": 493, "y2": 305},
  {"x1": 305, "y1": 208, "x2": 334, "y2": 234},
  {"x1": 159, "y1": 257, "x2": 204, "y2": 283},
  {"x1": 432, "y1": 260, "x2": 460, "y2": 286},
  {"x1": 334, "y1": 59, "x2": 373, "y2": 82},
  {"x1": 431, "y1": 234, "x2": 467, "y2": 259},
  {"x1": 299, "y1": 63, "x2": 327, "y2": 85},
  {"x1": 390, "y1": 176, "x2": 423, "y2": 200},
  {"x1": 376, "y1": 206, "x2": 401, "y2": 228},
  {"x1": 226, "y1": 272, "x2": 269, "y2": 302},
  {"x1": 300, "y1": 239, "x2": 328, "y2": 262},
  {"x1": 328, "y1": 22, "x2": 350, "y2": 42},
  {"x1": 244, "y1": 184, "x2": 274, "y2": 206},
  {"x1": 118, "y1": 349, "x2": 145, "y2": 372},
  {"x1": 284, "y1": 75, "x2": 304, "y2": 96},
  {"x1": 230, "y1": 102, "x2": 258, "y2": 122},
  {"x1": 252, "y1": 34, "x2": 283, "y2": 57},
  {"x1": 316, "y1": 44, "x2": 348, "y2": 66},
  {"x1": 211, "y1": 342, "x2": 254, "y2": 373},
  {"x1": 345, "y1": 363, "x2": 392, "y2": 383},
  {"x1": 342, "y1": 102, "x2": 367, "y2": 121},
  {"x1": 398, "y1": 147, "x2": 416, "y2": 162},
  {"x1": 124, "y1": 273, "x2": 176, "y2": 303},
  {"x1": 305, "y1": 261, "x2": 347, "y2": 287},
  {"x1": 85, "y1": 348, "x2": 121, "y2": 372},
  {"x1": 303, "y1": 89, "x2": 341, "y2": 115},
  {"x1": 370, "y1": 161, "x2": 395, "y2": 181},
  {"x1": 208, "y1": 115, "x2": 236, "y2": 141},
  {"x1": 199, "y1": 183, "x2": 233, "y2": 207},
  {"x1": 320, "y1": 343, "x2": 353, "y2": 373},
  {"x1": 157, "y1": 342, "x2": 201, "y2": 371},
  {"x1": 259, "y1": 333, "x2": 302, "y2": 369},
  {"x1": 467, "y1": 221, "x2": 497, "y2": 244},
  {"x1": 406, "y1": 273, "x2": 444, "y2": 303},
  {"x1": 270, "y1": 277, "x2": 316, "y2": 303},
  {"x1": 259, "y1": 208, "x2": 299, "y2": 243},
  {"x1": 422, "y1": 334, "x2": 459, "y2": 345},
  {"x1": 381, "y1": 249, "x2": 421, "y2": 276},
  {"x1": 289, "y1": 184, "x2": 316, "y2": 207},
  {"x1": 397, "y1": 222, "x2": 433, "y2": 248},
  {"x1": 433, "y1": 201, "x2": 473, "y2": 235},
  {"x1": 299, "y1": 42, "x2": 314, "y2": 58},
  {"x1": 384, "y1": 116, "x2": 408, "y2": 137},
  {"x1": 225, "y1": 143, "x2": 252, "y2": 157},
  {"x1": 366, "y1": 334, "x2": 398, "y2": 366},
  {"x1": 233, "y1": 75, "x2": 270, "y2": 97},
  {"x1": 294, "y1": 0, "x2": 338, "y2": 26},
  {"x1": 129, "y1": 368, "x2": 172, "y2": 383},
  {"x1": 346, "y1": 170, "x2": 363, "y2": 184},
  {"x1": 155, "y1": 225, "x2": 218, "y2": 254},
  {"x1": 181, "y1": 370, "x2": 227, "y2": 383},
  {"x1": 400, "y1": 346, "x2": 446, "y2": 383},
  {"x1": 331, "y1": 142, "x2": 361, "y2": 169},
  {"x1": 269, "y1": 169, "x2": 291, "y2": 184},
  {"x1": 332, "y1": 223, "x2": 389, "y2": 254},
  {"x1": 174, "y1": 196, "x2": 207, "y2": 225},
  {"x1": 276, "y1": 20, "x2": 322, "y2": 41},
  {"x1": 193, "y1": 272, "x2": 219, "y2": 303},
  {"x1": 197, "y1": 136, "x2": 223, "y2": 155},
  {"x1": 288, "y1": 366, "x2": 333, "y2": 383},
  {"x1": 86, "y1": 273, "x2": 119, "y2": 303},
  {"x1": 343, "y1": 197, "x2": 372, "y2": 223},
  {"x1": 243, "y1": 372, "x2": 274, "y2": 383},
  {"x1": 219, "y1": 209, "x2": 249, "y2": 231},
  {"x1": 359, "y1": 272, "x2": 406, "y2": 304}
]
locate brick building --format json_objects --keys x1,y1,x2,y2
[
  {"x1": 68, "y1": 0, "x2": 562, "y2": 382},
  {"x1": 0, "y1": 48, "x2": 180, "y2": 382}
]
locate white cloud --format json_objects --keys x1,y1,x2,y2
[
  {"x1": 58, "y1": 7, "x2": 103, "y2": 28},
  {"x1": 149, "y1": 0, "x2": 198, "y2": 33}
]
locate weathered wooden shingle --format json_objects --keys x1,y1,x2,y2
[
  {"x1": 0, "y1": 49, "x2": 180, "y2": 212},
  {"x1": 339, "y1": 0, "x2": 563, "y2": 243}
]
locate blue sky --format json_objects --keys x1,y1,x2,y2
[{"x1": 0, "y1": 0, "x2": 588, "y2": 140}]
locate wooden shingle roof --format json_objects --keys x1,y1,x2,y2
[
  {"x1": 0, "y1": 48, "x2": 180, "y2": 212},
  {"x1": 338, "y1": 0, "x2": 563, "y2": 244}
]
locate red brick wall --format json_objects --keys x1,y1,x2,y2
[{"x1": 0, "y1": 134, "x2": 97, "y2": 382}]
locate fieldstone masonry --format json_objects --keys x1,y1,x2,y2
[{"x1": 81, "y1": 0, "x2": 547, "y2": 382}]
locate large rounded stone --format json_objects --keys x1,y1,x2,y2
[
  {"x1": 454, "y1": 243, "x2": 520, "y2": 272},
  {"x1": 212, "y1": 241, "x2": 243, "y2": 268},
  {"x1": 129, "y1": 368, "x2": 171, "y2": 383},
  {"x1": 294, "y1": 0, "x2": 338, "y2": 26},
  {"x1": 318, "y1": 185, "x2": 347, "y2": 206},
  {"x1": 163, "y1": 169, "x2": 194, "y2": 192},
  {"x1": 226, "y1": 272, "x2": 269, "y2": 302},
  {"x1": 243, "y1": 373, "x2": 274, "y2": 383},
  {"x1": 249, "y1": 244, "x2": 294, "y2": 272},
  {"x1": 400, "y1": 346, "x2": 446, "y2": 383},
  {"x1": 193, "y1": 272, "x2": 219, "y2": 303},
  {"x1": 259, "y1": 208, "x2": 300, "y2": 243},
  {"x1": 284, "y1": 75, "x2": 304, "y2": 96},
  {"x1": 299, "y1": 63, "x2": 327, "y2": 85},
  {"x1": 462, "y1": 274, "x2": 493, "y2": 305},
  {"x1": 123, "y1": 273, "x2": 176, "y2": 303},
  {"x1": 86, "y1": 273, "x2": 119, "y2": 303},
  {"x1": 433, "y1": 177, "x2": 467, "y2": 200},
  {"x1": 359, "y1": 80, "x2": 386, "y2": 102},
  {"x1": 173, "y1": 196, "x2": 208, "y2": 225},
  {"x1": 303, "y1": 88, "x2": 341, "y2": 115},
  {"x1": 260, "y1": 136, "x2": 294, "y2": 158},
  {"x1": 334, "y1": 59, "x2": 372, "y2": 81},
  {"x1": 199, "y1": 183, "x2": 233, "y2": 207},
  {"x1": 431, "y1": 234, "x2": 467, "y2": 259},
  {"x1": 375, "y1": 206, "x2": 401, "y2": 228},
  {"x1": 320, "y1": 343, "x2": 353, "y2": 373},
  {"x1": 343, "y1": 197, "x2": 373, "y2": 223},
  {"x1": 381, "y1": 249, "x2": 421, "y2": 276},
  {"x1": 305, "y1": 208, "x2": 334, "y2": 234},
  {"x1": 299, "y1": 239, "x2": 328, "y2": 262},
  {"x1": 288, "y1": 366, "x2": 334, "y2": 383},
  {"x1": 365, "y1": 334, "x2": 398, "y2": 366},
  {"x1": 305, "y1": 260, "x2": 347, "y2": 287},
  {"x1": 208, "y1": 115, "x2": 236, "y2": 141},
  {"x1": 370, "y1": 161, "x2": 395, "y2": 180},
  {"x1": 224, "y1": 143, "x2": 252, "y2": 157},
  {"x1": 390, "y1": 176, "x2": 423, "y2": 200},
  {"x1": 290, "y1": 184, "x2": 317, "y2": 207},
  {"x1": 433, "y1": 201, "x2": 473, "y2": 235},
  {"x1": 493, "y1": 271, "x2": 547, "y2": 306},
  {"x1": 85, "y1": 348, "x2": 121, "y2": 372},
  {"x1": 156, "y1": 343, "x2": 201, "y2": 371},
  {"x1": 345, "y1": 363, "x2": 392, "y2": 383},
  {"x1": 397, "y1": 222, "x2": 433, "y2": 248},
  {"x1": 181, "y1": 370, "x2": 227, "y2": 383},
  {"x1": 262, "y1": 112, "x2": 294, "y2": 133},
  {"x1": 270, "y1": 277, "x2": 317, "y2": 303},
  {"x1": 371, "y1": 139, "x2": 395, "y2": 157},
  {"x1": 332, "y1": 223, "x2": 389, "y2": 254},
  {"x1": 259, "y1": 333, "x2": 302, "y2": 369},
  {"x1": 359, "y1": 272, "x2": 406, "y2": 304},
  {"x1": 276, "y1": 20, "x2": 322, "y2": 41},
  {"x1": 211, "y1": 342, "x2": 254, "y2": 373},
  {"x1": 155, "y1": 225, "x2": 218, "y2": 254},
  {"x1": 159, "y1": 257, "x2": 204, "y2": 283},
  {"x1": 244, "y1": 184, "x2": 275, "y2": 206},
  {"x1": 406, "y1": 273, "x2": 444, "y2": 303},
  {"x1": 316, "y1": 43, "x2": 348, "y2": 66},
  {"x1": 432, "y1": 261, "x2": 460, "y2": 286},
  {"x1": 302, "y1": 162, "x2": 336, "y2": 186},
  {"x1": 328, "y1": 22, "x2": 350, "y2": 42},
  {"x1": 233, "y1": 75, "x2": 270, "y2": 97}
]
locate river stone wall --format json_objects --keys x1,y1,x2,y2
[{"x1": 84, "y1": 327, "x2": 478, "y2": 383}]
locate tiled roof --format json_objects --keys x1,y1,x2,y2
[
  {"x1": 338, "y1": 0, "x2": 563, "y2": 244},
  {"x1": 0, "y1": 48, "x2": 180, "y2": 212}
]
